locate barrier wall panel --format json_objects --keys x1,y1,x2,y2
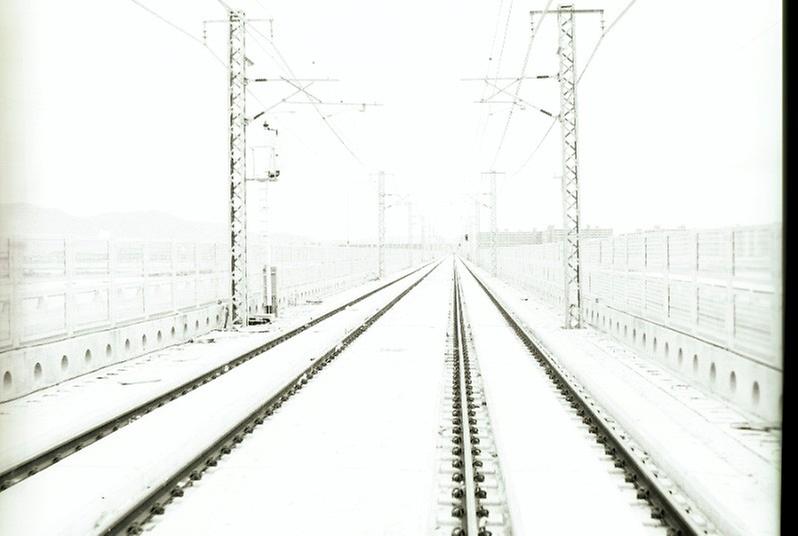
[
  {"x1": 114, "y1": 286, "x2": 146, "y2": 322},
  {"x1": 698, "y1": 230, "x2": 730, "y2": 275},
  {"x1": 696, "y1": 285, "x2": 727, "y2": 344},
  {"x1": 626, "y1": 275, "x2": 644, "y2": 314},
  {"x1": 627, "y1": 234, "x2": 645, "y2": 270},
  {"x1": 0, "y1": 298, "x2": 10, "y2": 346},
  {"x1": 20, "y1": 292, "x2": 66, "y2": 342},
  {"x1": 668, "y1": 231, "x2": 694, "y2": 274},
  {"x1": 21, "y1": 239, "x2": 65, "y2": 278},
  {"x1": 646, "y1": 232, "x2": 667, "y2": 271},
  {"x1": 644, "y1": 277, "x2": 667, "y2": 319},
  {"x1": 0, "y1": 239, "x2": 10, "y2": 279},
  {"x1": 73, "y1": 287, "x2": 110, "y2": 328},
  {"x1": 734, "y1": 227, "x2": 777, "y2": 280},
  {"x1": 478, "y1": 224, "x2": 782, "y2": 420},
  {"x1": 732, "y1": 290, "x2": 774, "y2": 361}
]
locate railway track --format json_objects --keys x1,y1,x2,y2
[
  {"x1": 0, "y1": 262, "x2": 436, "y2": 492},
  {"x1": 99, "y1": 261, "x2": 439, "y2": 535},
  {"x1": 0, "y1": 258, "x2": 720, "y2": 536},
  {"x1": 438, "y1": 265, "x2": 511, "y2": 536},
  {"x1": 458, "y1": 259, "x2": 710, "y2": 536}
]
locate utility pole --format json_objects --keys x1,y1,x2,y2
[
  {"x1": 531, "y1": 4, "x2": 603, "y2": 329},
  {"x1": 228, "y1": 9, "x2": 248, "y2": 326},
  {"x1": 377, "y1": 171, "x2": 386, "y2": 278}
]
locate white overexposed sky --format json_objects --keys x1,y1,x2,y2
[{"x1": 0, "y1": 0, "x2": 783, "y2": 242}]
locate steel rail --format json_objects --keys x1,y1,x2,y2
[
  {"x1": 0, "y1": 261, "x2": 437, "y2": 492},
  {"x1": 460, "y1": 259, "x2": 706, "y2": 536},
  {"x1": 449, "y1": 265, "x2": 496, "y2": 536},
  {"x1": 103, "y1": 261, "x2": 440, "y2": 535},
  {"x1": 451, "y1": 270, "x2": 479, "y2": 535}
]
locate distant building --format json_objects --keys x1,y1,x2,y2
[{"x1": 477, "y1": 226, "x2": 613, "y2": 246}]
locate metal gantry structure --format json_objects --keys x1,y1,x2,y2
[
  {"x1": 228, "y1": 9, "x2": 249, "y2": 326},
  {"x1": 481, "y1": 171, "x2": 502, "y2": 277},
  {"x1": 556, "y1": 5, "x2": 583, "y2": 330},
  {"x1": 377, "y1": 171, "x2": 386, "y2": 278},
  {"x1": 529, "y1": 4, "x2": 603, "y2": 329}
]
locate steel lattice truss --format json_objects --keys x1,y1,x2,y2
[
  {"x1": 557, "y1": 6, "x2": 582, "y2": 329},
  {"x1": 228, "y1": 10, "x2": 248, "y2": 325},
  {"x1": 377, "y1": 172, "x2": 386, "y2": 278},
  {"x1": 489, "y1": 173, "x2": 498, "y2": 277}
]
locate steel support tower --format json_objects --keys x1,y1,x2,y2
[
  {"x1": 489, "y1": 173, "x2": 498, "y2": 276},
  {"x1": 530, "y1": 4, "x2": 602, "y2": 329},
  {"x1": 228, "y1": 10, "x2": 248, "y2": 325},
  {"x1": 377, "y1": 171, "x2": 386, "y2": 278},
  {"x1": 481, "y1": 171, "x2": 502, "y2": 277},
  {"x1": 557, "y1": 4, "x2": 582, "y2": 329},
  {"x1": 473, "y1": 198, "x2": 481, "y2": 263}
]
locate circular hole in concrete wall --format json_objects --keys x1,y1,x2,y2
[
  {"x1": 157, "y1": 330, "x2": 163, "y2": 344},
  {"x1": 183, "y1": 323, "x2": 188, "y2": 336},
  {"x1": 677, "y1": 348, "x2": 683, "y2": 367},
  {"x1": 61, "y1": 355, "x2": 69, "y2": 371},
  {"x1": 142, "y1": 334, "x2": 148, "y2": 350},
  {"x1": 215, "y1": 314, "x2": 220, "y2": 324},
  {"x1": 642, "y1": 333, "x2": 647, "y2": 349},
  {"x1": 2, "y1": 371, "x2": 11, "y2": 389},
  {"x1": 195, "y1": 320, "x2": 200, "y2": 331},
  {"x1": 692, "y1": 354, "x2": 699, "y2": 374},
  {"x1": 752, "y1": 382, "x2": 761, "y2": 406},
  {"x1": 34, "y1": 362, "x2": 43, "y2": 380},
  {"x1": 624, "y1": 325, "x2": 628, "y2": 338},
  {"x1": 105, "y1": 344, "x2": 112, "y2": 360},
  {"x1": 710, "y1": 362, "x2": 717, "y2": 384},
  {"x1": 664, "y1": 342, "x2": 669, "y2": 359},
  {"x1": 125, "y1": 339, "x2": 131, "y2": 353},
  {"x1": 632, "y1": 329, "x2": 637, "y2": 344},
  {"x1": 84, "y1": 349, "x2": 92, "y2": 364},
  {"x1": 653, "y1": 337, "x2": 658, "y2": 354},
  {"x1": 171, "y1": 326, "x2": 176, "y2": 339},
  {"x1": 205, "y1": 316, "x2": 209, "y2": 326},
  {"x1": 729, "y1": 371, "x2": 737, "y2": 393},
  {"x1": 615, "y1": 321, "x2": 620, "y2": 333}
]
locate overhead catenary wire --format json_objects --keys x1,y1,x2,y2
[
  {"x1": 509, "y1": 0, "x2": 641, "y2": 178},
  {"x1": 130, "y1": 0, "x2": 366, "y2": 168},
  {"x1": 245, "y1": 24, "x2": 367, "y2": 167},
  {"x1": 476, "y1": 0, "x2": 513, "y2": 147},
  {"x1": 128, "y1": 0, "x2": 359, "y2": 178},
  {"x1": 489, "y1": 0, "x2": 555, "y2": 170},
  {"x1": 577, "y1": 0, "x2": 639, "y2": 84},
  {"x1": 129, "y1": 0, "x2": 227, "y2": 67}
]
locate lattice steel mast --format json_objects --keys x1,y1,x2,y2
[
  {"x1": 481, "y1": 171, "x2": 503, "y2": 277},
  {"x1": 530, "y1": 4, "x2": 602, "y2": 329},
  {"x1": 557, "y1": 5, "x2": 581, "y2": 329},
  {"x1": 228, "y1": 9, "x2": 248, "y2": 326},
  {"x1": 377, "y1": 171, "x2": 386, "y2": 278},
  {"x1": 489, "y1": 172, "x2": 498, "y2": 276}
]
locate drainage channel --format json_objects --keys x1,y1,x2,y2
[
  {"x1": 102, "y1": 261, "x2": 439, "y2": 535},
  {"x1": 460, "y1": 259, "x2": 715, "y2": 536},
  {"x1": 0, "y1": 262, "x2": 436, "y2": 492}
]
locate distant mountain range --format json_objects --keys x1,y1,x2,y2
[{"x1": 0, "y1": 203, "x2": 313, "y2": 244}]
